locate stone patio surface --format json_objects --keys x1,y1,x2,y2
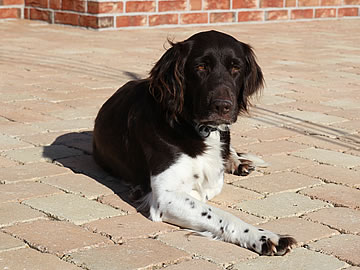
[{"x1": 0, "y1": 19, "x2": 360, "y2": 270}]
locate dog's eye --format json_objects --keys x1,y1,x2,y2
[
  {"x1": 196, "y1": 64, "x2": 206, "y2": 71},
  {"x1": 231, "y1": 64, "x2": 241, "y2": 73}
]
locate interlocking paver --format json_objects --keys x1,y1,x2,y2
[
  {"x1": 0, "y1": 247, "x2": 80, "y2": 270},
  {"x1": 67, "y1": 238, "x2": 190, "y2": 270},
  {"x1": 158, "y1": 231, "x2": 257, "y2": 266},
  {"x1": 83, "y1": 213, "x2": 177, "y2": 243},
  {"x1": 0, "y1": 181, "x2": 63, "y2": 203},
  {"x1": 0, "y1": 162, "x2": 70, "y2": 184},
  {"x1": 1, "y1": 19, "x2": 360, "y2": 269},
  {"x1": 3, "y1": 219, "x2": 112, "y2": 256},
  {"x1": 300, "y1": 184, "x2": 360, "y2": 209},
  {"x1": 233, "y1": 171, "x2": 321, "y2": 195},
  {"x1": 238, "y1": 192, "x2": 329, "y2": 218},
  {"x1": 293, "y1": 164, "x2": 360, "y2": 188},
  {"x1": 233, "y1": 248, "x2": 347, "y2": 270},
  {"x1": 0, "y1": 231, "x2": 26, "y2": 252},
  {"x1": 304, "y1": 207, "x2": 360, "y2": 234},
  {"x1": 292, "y1": 148, "x2": 360, "y2": 168},
  {"x1": 309, "y1": 234, "x2": 360, "y2": 266},
  {"x1": 0, "y1": 202, "x2": 45, "y2": 227},
  {"x1": 259, "y1": 217, "x2": 338, "y2": 245},
  {"x1": 22, "y1": 193, "x2": 125, "y2": 225}
]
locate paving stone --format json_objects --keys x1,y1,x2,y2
[
  {"x1": 97, "y1": 194, "x2": 137, "y2": 215},
  {"x1": 258, "y1": 154, "x2": 316, "y2": 173},
  {"x1": 304, "y1": 207, "x2": 360, "y2": 234},
  {"x1": 300, "y1": 184, "x2": 360, "y2": 209},
  {"x1": 211, "y1": 184, "x2": 263, "y2": 206},
  {"x1": 32, "y1": 118, "x2": 94, "y2": 132},
  {"x1": 238, "y1": 192, "x2": 329, "y2": 219},
  {"x1": 158, "y1": 231, "x2": 257, "y2": 266},
  {"x1": 4, "y1": 145, "x2": 83, "y2": 164},
  {"x1": 322, "y1": 98, "x2": 360, "y2": 110},
  {"x1": 327, "y1": 109, "x2": 360, "y2": 120},
  {"x1": 0, "y1": 247, "x2": 79, "y2": 270},
  {"x1": 84, "y1": 213, "x2": 177, "y2": 243},
  {"x1": 240, "y1": 126, "x2": 300, "y2": 142},
  {"x1": 0, "y1": 133, "x2": 32, "y2": 150},
  {"x1": 40, "y1": 173, "x2": 114, "y2": 200},
  {"x1": 292, "y1": 148, "x2": 360, "y2": 168},
  {"x1": 0, "y1": 182, "x2": 63, "y2": 203},
  {"x1": 288, "y1": 135, "x2": 353, "y2": 152},
  {"x1": 293, "y1": 164, "x2": 360, "y2": 188},
  {"x1": 67, "y1": 238, "x2": 190, "y2": 270},
  {"x1": 0, "y1": 162, "x2": 70, "y2": 184},
  {"x1": 233, "y1": 171, "x2": 321, "y2": 195},
  {"x1": 242, "y1": 140, "x2": 309, "y2": 156},
  {"x1": 233, "y1": 247, "x2": 347, "y2": 270},
  {"x1": 165, "y1": 259, "x2": 224, "y2": 270},
  {"x1": 258, "y1": 95, "x2": 296, "y2": 105},
  {"x1": 3, "y1": 219, "x2": 112, "y2": 256},
  {"x1": 260, "y1": 217, "x2": 338, "y2": 245},
  {"x1": 280, "y1": 111, "x2": 347, "y2": 125},
  {"x1": 0, "y1": 231, "x2": 26, "y2": 252},
  {"x1": 19, "y1": 131, "x2": 70, "y2": 146},
  {"x1": 0, "y1": 156, "x2": 18, "y2": 168},
  {"x1": 22, "y1": 193, "x2": 124, "y2": 225},
  {"x1": 332, "y1": 119, "x2": 360, "y2": 132},
  {"x1": 309, "y1": 234, "x2": 360, "y2": 266},
  {"x1": 0, "y1": 202, "x2": 46, "y2": 227}
]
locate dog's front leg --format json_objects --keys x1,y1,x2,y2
[{"x1": 148, "y1": 190, "x2": 295, "y2": 256}]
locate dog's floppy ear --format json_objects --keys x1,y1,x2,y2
[
  {"x1": 149, "y1": 39, "x2": 192, "y2": 123},
  {"x1": 240, "y1": 44, "x2": 264, "y2": 112}
]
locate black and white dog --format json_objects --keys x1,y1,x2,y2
[{"x1": 93, "y1": 30, "x2": 296, "y2": 255}]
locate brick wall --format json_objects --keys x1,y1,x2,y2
[{"x1": 0, "y1": 0, "x2": 359, "y2": 29}]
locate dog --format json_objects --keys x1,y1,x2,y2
[{"x1": 93, "y1": 30, "x2": 296, "y2": 255}]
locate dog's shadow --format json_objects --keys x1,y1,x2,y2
[{"x1": 42, "y1": 131, "x2": 142, "y2": 214}]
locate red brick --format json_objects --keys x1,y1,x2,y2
[
  {"x1": 204, "y1": 0, "x2": 230, "y2": 10},
  {"x1": 55, "y1": 12, "x2": 80, "y2": 26},
  {"x1": 24, "y1": 7, "x2": 29, "y2": 18},
  {"x1": 260, "y1": 0, "x2": 283, "y2": 8},
  {"x1": 189, "y1": 0, "x2": 201, "y2": 10},
  {"x1": 79, "y1": 15, "x2": 114, "y2": 29},
  {"x1": 238, "y1": 11, "x2": 264, "y2": 21},
  {"x1": 286, "y1": 0, "x2": 297, "y2": 6},
  {"x1": 298, "y1": 0, "x2": 320, "y2": 5},
  {"x1": 149, "y1": 13, "x2": 178, "y2": 26},
  {"x1": 159, "y1": 0, "x2": 187, "y2": 12},
  {"x1": 49, "y1": 0, "x2": 61, "y2": 9},
  {"x1": 30, "y1": 8, "x2": 51, "y2": 22},
  {"x1": 0, "y1": 7, "x2": 20, "y2": 18},
  {"x1": 1, "y1": 0, "x2": 24, "y2": 5},
  {"x1": 233, "y1": 0, "x2": 257, "y2": 9},
  {"x1": 126, "y1": 1, "x2": 155, "y2": 13},
  {"x1": 25, "y1": 0, "x2": 47, "y2": 8},
  {"x1": 62, "y1": 0, "x2": 86, "y2": 12},
  {"x1": 291, "y1": 9, "x2": 314, "y2": 19},
  {"x1": 321, "y1": 0, "x2": 341, "y2": 5},
  {"x1": 88, "y1": 1, "x2": 123, "y2": 14},
  {"x1": 116, "y1": 15, "x2": 147, "y2": 27},
  {"x1": 344, "y1": 0, "x2": 360, "y2": 4},
  {"x1": 338, "y1": 7, "x2": 358, "y2": 16},
  {"x1": 180, "y1": 12, "x2": 208, "y2": 24},
  {"x1": 267, "y1": 9, "x2": 289, "y2": 20},
  {"x1": 210, "y1": 12, "x2": 235, "y2": 23},
  {"x1": 315, "y1": 8, "x2": 336, "y2": 18}
]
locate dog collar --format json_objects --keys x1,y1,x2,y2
[{"x1": 193, "y1": 123, "x2": 230, "y2": 138}]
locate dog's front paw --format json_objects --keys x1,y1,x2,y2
[
  {"x1": 251, "y1": 230, "x2": 297, "y2": 256},
  {"x1": 233, "y1": 159, "x2": 255, "y2": 176}
]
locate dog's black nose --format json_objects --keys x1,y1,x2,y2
[{"x1": 212, "y1": 99, "x2": 232, "y2": 116}]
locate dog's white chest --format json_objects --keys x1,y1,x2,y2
[{"x1": 151, "y1": 131, "x2": 225, "y2": 202}]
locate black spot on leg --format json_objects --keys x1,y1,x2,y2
[
  {"x1": 168, "y1": 201, "x2": 172, "y2": 204},
  {"x1": 244, "y1": 229, "x2": 249, "y2": 233},
  {"x1": 185, "y1": 198, "x2": 189, "y2": 201},
  {"x1": 205, "y1": 195, "x2": 209, "y2": 200},
  {"x1": 201, "y1": 212, "x2": 207, "y2": 216},
  {"x1": 258, "y1": 228, "x2": 264, "y2": 231},
  {"x1": 208, "y1": 208, "x2": 212, "y2": 212},
  {"x1": 190, "y1": 201, "x2": 195, "y2": 209},
  {"x1": 232, "y1": 230, "x2": 235, "y2": 233},
  {"x1": 160, "y1": 212, "x2": 163, "y2": 218},
  {"x1": 252, "y1": 243, "x2": 256, "y2": 249},
  {"x1": 193, "y1": 174, "x2": 199, "y2": 179},
  {"x1": 207, "y1": 215, "x2": 211, "y2": 219},
  {"x1": 157, "y1": 203, "x2": 160, "y2": 209},
  {"x1": 219, "y1": 219, "x2": 222, "y2": 223},
  {"x1": 220, "y1": 227, "x2": 224, "y2": 233},
  {"x1": 260, "y1": 236, "x2": 267, "y2": 242}
]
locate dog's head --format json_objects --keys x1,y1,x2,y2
[{"x1": 149, "y1": 30, "x2": 264, "y2": 126}]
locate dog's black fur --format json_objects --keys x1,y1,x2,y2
[{"x1": 93, "y1": 30, "x2": 263, "y2": 195}]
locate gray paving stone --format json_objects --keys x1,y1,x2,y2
[
  {"x1": 322, "y1": 99, "x2": 360, "y2": 110},
  {"x1": 0, "y1": 231, "x2": 26, "y2": 252},
  {"x1": 292, "y1": 148, "x2": 360, "y2": 168},
  {"x1": 238, "y1": 192, "x2": 329, "y2": 218},
  {"x1": 233, "y1": 248, "x2": 347, "y2": 270},
  {"x1": 280, "y1": 111, "x2": 347, "y2": 125},
  {"x1": 22, "y1": 193, "x2": 124, "y2": 225}
]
